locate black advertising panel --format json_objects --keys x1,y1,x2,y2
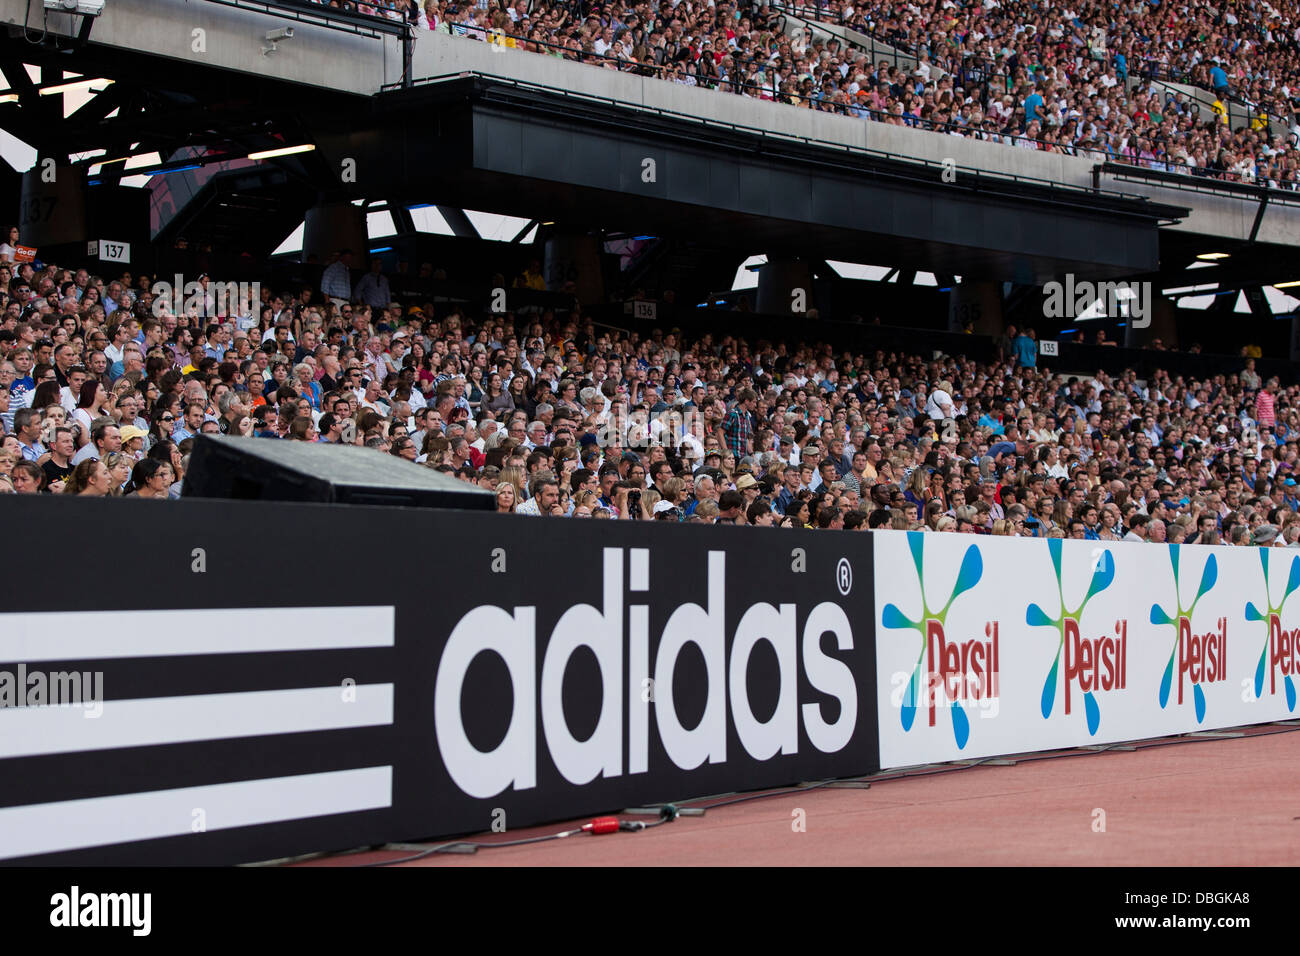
[
  {"x1": 183, "y1": 435, "x2": 495, "y2": 510},
  {"x1": 0, "y1": 497, "x2": 878, "y2": 865}
]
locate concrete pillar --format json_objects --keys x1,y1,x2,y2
[
  {"x1": 1123, "y1": 295, "x2": 1178, "y2": 349},
  {"x1": 19, "y1": 162, "x2": 87, "y2": 247},
  {"x1": 947, "y1": 280, "x2": 1004, "y2": 335},
  {"x1": 543, "y1": 230, "x2": 604, "y2": 305},
  {"x1": 756, "y1": 258, "x2": 815, "y2": 316},
  {"x1": 302, "y1": 202, "x2": 368, "y2": 264}
]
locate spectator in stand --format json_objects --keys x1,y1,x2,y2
[
  {"x1": 0, "y1": 225, "x2": 21, "y2": 264},
  {"x1": 1257, "y1": 378, "x2": 1277, "y2": 430},
  {"x1": 354, "y1": 258, "x2": 392, "y2": 309},
  {"x1": 63, "y1": 458, "x2": 111, "y2": 496},
  {"x1": 321, "y1": 249, "x2": 354, "y2": 306},
  {"x1": 126, "y1": 458, "x2": 173, "y2": 499},
  {"x1": 1013, "y1": 327, "x2": 1038, "y2": 369},
  {"x1": 11, "y1": 459, "x2": 44, "y2": 493},
  {"x1": 70, "y1": 419, "x2": 121, "y2": 466},
  {"x1": 41, "y1": 426, "x2": 75, "y2": 490}
]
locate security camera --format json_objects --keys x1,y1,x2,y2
[
  {"x1": 44, "y1": 0, "x2": 104, "y2": 15},
  {"x1": 263, "y1": 26, "x2": 294, "y2": 56}
]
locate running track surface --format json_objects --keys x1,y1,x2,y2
[{"x1": 298, "y1": 726, "x2": 1300, "y2": 867}]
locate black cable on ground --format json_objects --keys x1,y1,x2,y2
[
  {"x1": 360, "y1": 805, "x2": 679, "y2": 867},
  {"x1": 346, "y1": 722, "x2": 1300, "y2": 866}
]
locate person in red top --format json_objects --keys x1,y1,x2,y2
[{"x1": 1256, "y1": 378, "x2": 1277, "y2": 429}]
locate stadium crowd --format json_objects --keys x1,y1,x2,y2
[
  {"x1": 2, "y1": 241, "x2": 1297, "y2": 548},
  {"x1": 312, "y1": 0, "x2": 1300, "y2": 187}
]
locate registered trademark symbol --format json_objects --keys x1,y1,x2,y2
[{"x1": 836, "y1": 558, "x2": 852, "y2": 595}]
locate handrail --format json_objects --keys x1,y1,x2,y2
[
  {"x1": 1098, "y1": 161, "x2": 1300, "y2": 205},
  {"x1": 766, "y1": 0, "x2": 909, "y2": 73},
  {"x1": 199, "y1": 0, "x2": 411, "y2": 39}
]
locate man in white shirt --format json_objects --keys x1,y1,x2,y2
[
  {"x1": 359, "y1": 379, "x2": 391, "y2": 415},
  {"x1": 59, "y1": 367, "x2": 88, "y2": 415},
  {"x1": 103, "y1": 323, "x2": 131, "y2": 365}
]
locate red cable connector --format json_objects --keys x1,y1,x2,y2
[{"x1": 582, "y1": 816, "x2": 621, "y2": 834}]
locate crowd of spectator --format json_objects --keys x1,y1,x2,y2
[
  {"x1": 786, "y1": 0, "x2": 1300, "y2": 184},
  {"x1": 311, "y1": 0, "x2": 1300, "y2": 187},
  {"x1": 2, "y1": 240, "x2": 1298, "y2": 549}
]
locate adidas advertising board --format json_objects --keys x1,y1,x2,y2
[{"x1": 0, "y1": 497, "x2": 878, "y2": 865}]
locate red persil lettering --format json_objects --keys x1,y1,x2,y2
[
  {"x1": 925, "y1": 621, "x2": 998, "y2": 727},
  {"x1": 1063, "y1": 619, "x2": 1127, "y2": 714},
  {"x1": 1268, "y1": 613, "x2": 1300, "y2": 693},
  {"x1": 1178, "y1": 616, "x2": 1227, "y2": 702}
]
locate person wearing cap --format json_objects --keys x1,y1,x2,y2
[
  {"x1": 897, "y1": 388, "x2": 919, "y2": 421},
  {"x1": 652, "y1": 498, "x2": 681, "y2": 521},
  {"x1": 1282, "y1": 477, "x2": 1300, "y2": 511},
  {"x1": 118, "y1": 424, "x2": 148, "y2": 460},
  {"x1": 777, "y1": 434, "x2": 799, "y2": 468},
  {"x1": 735, "y1": 471, "x2": 761, "y2": 506},
  {"x1": 1254, "y1": 524, "x2": 1281, "y2": 547}
]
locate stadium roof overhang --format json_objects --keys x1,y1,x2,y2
[{"x1": 349, "y1": 75, "x2": 1187, "y2": 287}]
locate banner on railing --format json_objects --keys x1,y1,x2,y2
[{"x1": 874, "y1": 530, "x2": 1299, "y2": 768}]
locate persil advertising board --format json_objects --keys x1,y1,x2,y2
[{"x1": 874, "y1": 530, "x2": 1300, "y2": 768}]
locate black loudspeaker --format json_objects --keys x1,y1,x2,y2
[{"x1": 183, "y1": 434, "x2": 495, "y2": 510}]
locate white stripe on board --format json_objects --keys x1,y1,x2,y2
[
  {"x1": 0, "y1": 766, "x2": 393, "y2": 860},
  {"x1": 0, "y1": 606, "x2": 394, "y2": 662},
  {"x1": 0, "y1": 684, "x2": 394, "y2": 759}
]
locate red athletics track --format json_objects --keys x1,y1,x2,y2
[{"x1": 296, "y1": 724, "x2": 1300, "y2": 867}]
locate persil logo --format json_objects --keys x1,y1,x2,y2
[
  {"x1": 1026, "y1": 540, "x2": 1122, "y2": 736},
  {"x1": 1244, "y1": 549, "x2": 1300, "y2": 712},
  {"x1": 433, "y1": 548, "x2": 857, "y2": 799},
  {"x1": 1150, "y1": 545, "x2": 1223, "y2": 724},
  {"x1": 881, "y1": 533, "x2": 995, "y2": 750}
]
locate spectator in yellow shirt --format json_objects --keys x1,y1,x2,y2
[{"x1": 513, "y1": 259, "x2": 547, "y2": 291}]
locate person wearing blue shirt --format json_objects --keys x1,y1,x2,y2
[
  {"x1": 1283, "y1": 480, "x2": 1300, "y2": 511},
  {"x1": 1013, "y1": 329, "x2": 1038, "y2": 368},
  {"x1": 8, "y1": 359, "x2": 34, "y2": 423},
  {"x1": 1210, "y1": 65, "x2": 1229, "y2": 96},
  {"x1": 1024, "y1": 89, "x2": 1044, "y2": 123}
]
